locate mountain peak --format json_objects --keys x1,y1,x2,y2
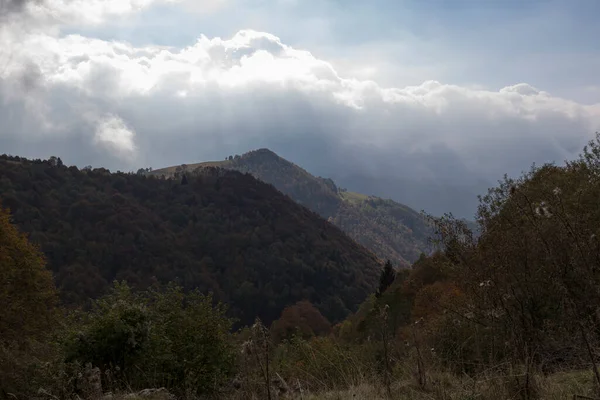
[
  {"x1": 247, "y1": 148, "x2": 278, "y2": 156},
  {"x1": 151, "y1": 150, "x2": 435, "y2": 266},
  {"x1": 240, "y1": 148, "x2": 284, "y2": 162}
]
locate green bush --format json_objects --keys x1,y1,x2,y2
[
  {"x1": 65, "y1": 282, "x2": 150, "y2": 376},
  {"x1": 64, "y1": 281, "x2": 236, "y2": 398},
  {"x1": 140, "y1": 284, "x2": 236, "y2": 397}
]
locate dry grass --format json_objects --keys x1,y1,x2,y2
[
  {"x1": 150, "y1": 160, "x2": 231, "y2": 176},
  {"x1": 66, "y1": 368, "x2": 598, "y2": 400},
  {"x1": 227, "y1": 369, "x2": 598, "y2": 400},
  {"x1": 339, "y1": 191, "x2": 369, "y2": 204},
  {"x1": 307, "y1": 371, "x2": 596, "y2": 400}
]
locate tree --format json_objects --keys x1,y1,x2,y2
[
  {"x1": 421, "y1": 135, "x2": 600, "y2": 388},
  {"x1": 0, "y1": 203, "x2": 60, "y2": 398},
  {"x1": 271, "y1": 300, "x2": 331, "y2": 342},
  {"x1": 376, "y1": 260, "x2": 396, "y2": 298},
  {"x1": 0, "y1": 203, "x2": 58, "y2": 343},
  {"x1": 181, "y1": 173, "x2": 188, "y2": 185}
]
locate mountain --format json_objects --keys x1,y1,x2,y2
[
  {"x1": 151, "y1": 149, "x2": 435, "y2": 266},
  {"x1": 0, "y1": 155, "x2": 382, "y2": 326}
]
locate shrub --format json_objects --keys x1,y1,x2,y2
[
  {"x1": 64, "y1": 281, "x2": 236, "y2": 398},
  {"x1": 140, "y1": 284, "x2": 236, "y2": 397}
]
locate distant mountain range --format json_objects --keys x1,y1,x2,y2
[{"x1": 151, "y1": 149, "x2": 440, "y2": 266}]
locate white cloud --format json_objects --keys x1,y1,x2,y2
[
  {"x1": 1, "y1": 1, "x2": 600, "y2": 215},
  {"x1": 93, "y1": 115, "x2": 137, "y2": 157}
]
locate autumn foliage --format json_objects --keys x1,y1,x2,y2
[
  {"x1": 271, "y1": 300, "x2": 332, "y2": 343},
  {"x1": 0, "y1": 203, "x2": 58, "y2": 344}
]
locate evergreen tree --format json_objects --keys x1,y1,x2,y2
[
  {"x1": 376, "y1": 260, "x2": 396, "y2": 298},
  {"x1": 181, "y1": 174, "x2": 189, "y2": 185}
]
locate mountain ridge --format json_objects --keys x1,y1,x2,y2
[{"x1": 151, "y1": 149, "x2": 436, "y2": 266}]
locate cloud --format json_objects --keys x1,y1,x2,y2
[
  {"x1": 0, "y1": 2, "x2": 599, "y2": 216},
  {"x1": 178, "y1": 0, "x2": 227, "y2": 15},
  {"x1": 94, "y1": 115, "x2": 137, "y2": 157},
  {"x1": 30, "y1": 0, "x2": 181, "y2": 26},
  {"x1": 0, "y1": 0, "x2": 33, "y2": 17}
]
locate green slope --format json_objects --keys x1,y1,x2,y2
[{"x1": 152, "y1": 149, "x2": 435, "y2": 266}]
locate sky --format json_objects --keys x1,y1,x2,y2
[{"x1": 1, "y1": 0, "x2": 599, "y2": 217}]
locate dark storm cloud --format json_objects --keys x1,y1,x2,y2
[{"x1": 1, "y1": 0, "x2": 31, "y2": 17}]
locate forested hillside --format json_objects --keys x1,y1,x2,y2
[
  {"x1": 152, "y1": 149, "x2": 435, "y2": 266},
  {"x1": 5, "y1": 135, "x2": 600, "y2": 399},
  {"x1": 0, "y1": 155, "x2": 381, "y2": 326}
]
